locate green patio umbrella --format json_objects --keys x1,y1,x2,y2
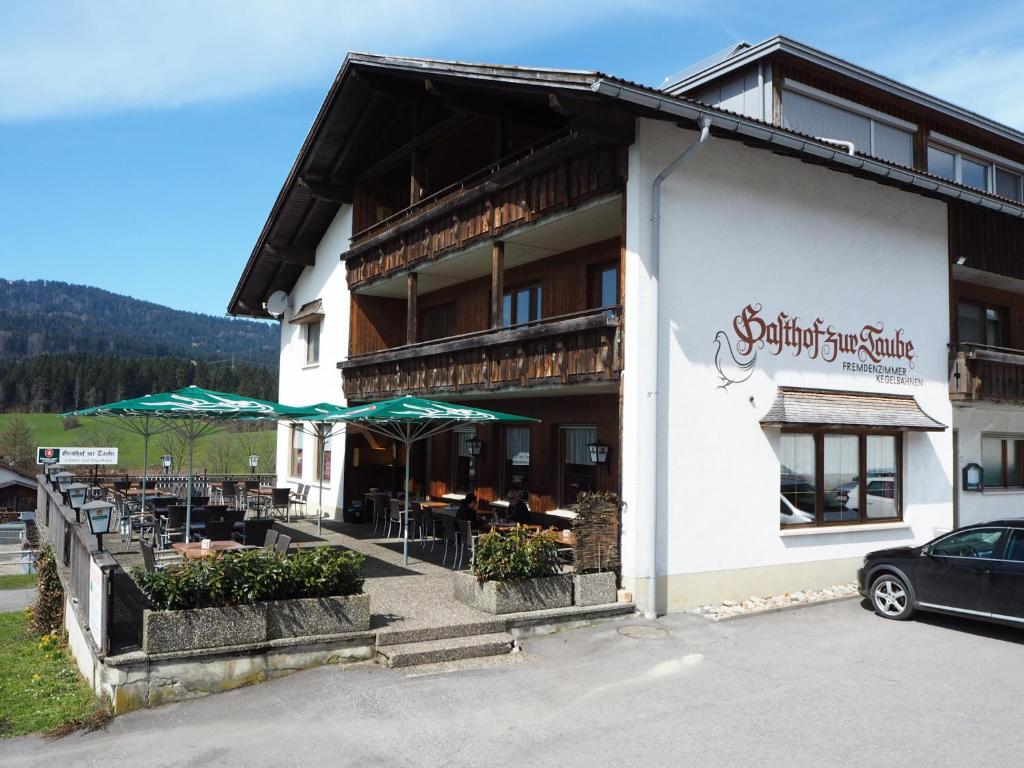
[
  {"x1": 291, "y1": 402, "x2": 350, "y2": 537},
  {"x1": 68, "y1": 386, "x2": 312, "y2": 542},
  {"x1": 63, "y1": 400, "x2": 177, "y2": 515},
  {"x1": 326, "y1": 396, "x2": 539, "y2": 564}
]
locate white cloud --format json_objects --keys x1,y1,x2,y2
[
  {"x1": 0, "y1": 0, "x2": 695, "y2": 122},
  {"x1": 869, "y1": 4, "x2": 1024, "y2": 130}
]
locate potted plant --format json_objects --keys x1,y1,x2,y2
[{"x1": 453, "y1": 526, "x2": 572, "y2": 614}]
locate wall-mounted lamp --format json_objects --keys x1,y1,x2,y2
[
  {"x1": 955, "y1": 255, "x2": 967, "y2": 266},
  {"x1": 588, "y1": 440, "x2": 611, "y2": 466},
  {"x1": 466, "y1": 437, "x2": 484, "y2": 458}
]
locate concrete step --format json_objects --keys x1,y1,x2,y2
[
  {"x1": 376, "y1": 619, "x2": 507, "y2": 647},
  {"x1": 376, "y1": 632, "x2": 513, "y2": 668}
]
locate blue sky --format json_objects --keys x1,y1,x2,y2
[{"x1": 1, "y1": 0, "x2": 1021, "y2": 316}]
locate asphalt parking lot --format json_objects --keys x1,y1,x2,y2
[{"x1": 7, "y1": 597, "x2": 1024, "y2": 768}]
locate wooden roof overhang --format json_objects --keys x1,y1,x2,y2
[
  {"x1": 227, "y1": 55, "x2": 634, "y2": 318},
  {"x1": 230, "y1": 54, "x2": 1024, "y2": 319}
]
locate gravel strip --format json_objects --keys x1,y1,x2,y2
[{"x1": 693, "y1": 582, "x2": 860, "y2": 621}]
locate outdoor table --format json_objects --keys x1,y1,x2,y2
[
  {"x1": 171, "y1": 541, "x2": 246, "y2": 559},
  {"x1": 441, "y1": 493, "x2": 466, "y2": 502},
  {"x1": 488, "y1": 499, "x2": 510, "y2": 509},
  {"x1": 545, "y1": 508, "x2": 578, "y2": 520},
  {"x1": 418, "y1": 500, "x2": 448, "y2": 510}
]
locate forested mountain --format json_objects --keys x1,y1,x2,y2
[
  {"x1": 0, "y1": 355, "x2": 278, "y2": 413},
  {"x1": 0, "y1": 280, "x2": 280, "y2": 412},
  {"x1": 0, "y1": 279, "x2": 276, "y2": 366}
]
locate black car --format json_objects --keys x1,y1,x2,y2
[{"x1": 858, "y1": 519, "x2": 1024, "y2": 626}]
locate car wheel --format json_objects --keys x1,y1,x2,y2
[{"x1": 870, "y1": 574, "x2": 915, "y2": 621}]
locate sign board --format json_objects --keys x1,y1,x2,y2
[
  {"x1": 88, "y1": 559, "x2": 106, "y2": 650},
  {"x1": 511, "y1": 451, "x2": 531, "y2": 467},
  {"x1": 36, "y1": 447, "x2": 118, "y2": 465}
]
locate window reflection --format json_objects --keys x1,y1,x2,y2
[{"x1": 824, "y1": 434, "x2": 859, "y2": 522}]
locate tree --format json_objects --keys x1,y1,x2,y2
[
  {"x1": 206, "y1": 433, "x2": 242, "y2": 475},
  {"x1": 0, "y1": 416, "x2": 36, "y2": 474}
]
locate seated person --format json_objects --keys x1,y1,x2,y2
[
  {"x1": 455, "y1": 493, "x2": 479, "y2": 529},
  {"x1": 507, "y1": 490, "x2": 531, "y2": 525}
]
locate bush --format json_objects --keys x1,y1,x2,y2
[
  {"x1": 28, "y1": 546, "x2": 64, "y2": 636},
  {"x1": 61, "y1": 416, "x2": 80, "y2": 431},
  {"x1": 132, "y1": 547, "x2": 365, "y2": 611},
  {"x1": 472, "y1": 526, "x2": 559, "y2": 583}
]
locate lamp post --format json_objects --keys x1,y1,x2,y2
[
  {"x1": 82, "y1": 499, "x2": 114, "y2": 551},
  {"x1": 66, "y1": 483, "x2": 90, "y2": 522},
  {"x1": 161, "y1": 454, "x2": 173, "y2": 474},
  {"x1": 248, "y1": 454, "x2": 259, "y2": 475}
]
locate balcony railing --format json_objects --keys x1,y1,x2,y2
[
  {"x1": 950, "y1": 343, "x2": 1024, "y2": 402},
  {"x1": 339, "y1": 308, "x2": 622, "y2": 400},
  {"x1": 344, "y1": 134, "x2": 620, "y2": 290}
]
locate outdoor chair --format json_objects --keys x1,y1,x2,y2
[
  {"x1": 370, "y1": 492, "x2": 388, "y2": 533},
  {"x1": 273, "y1": 533, "x2": 292, "y2": 555},
  {"x1": 188, "y1": 507, "x2": 208, "y2": 536},
  {"x1": 441, "y1": 515, "x2": 460, "y2": 568},
  {"x1": 139, "y1": 541, "x2": 165, "y2": 573},
  {"x1": 222, "y1": 508, "x2": 245, "y2": 524},
  {"x1": 289, "y1": 484, "x2": 308, "y2": 519},
  {"x1": 160, "y1": 505, "x2": 187, "y2": 549},
  {"x1": 387, "y1": 498, "x2": 416, "y2": 540},
  {"x1": 242, "y1": 480, "x2": 259, "y2": 509},
  {"x1": 191, "y1": 495, "x2": 209, "y2": 508},
  {"x1": 236, "y1": 518, "x2": 274, "y2": 546},
  {"x1": 221, "y1": 481, "x2": 238, "y2": 507},
  {"x1": 204, "y1": 504, "x2": 228, "y2": 523},
  {"x1": 270, "y1": 488, "x2": 291, "y2": 520},
  {"x1": 262, "y1": 528, "x2": 280, "y2": 551},
  {"x1": 203, "y1": 520, "x2": 235, "y2": 541},
  {"x1": 456, "y1": 520, "x2": 478, "y2": 571}
]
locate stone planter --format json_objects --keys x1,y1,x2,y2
[
  {"x1": 453, "y1": 572, "x2": 572, "y2": 615},
  {"x1": 143, "y1": 603, "x2": 268, "y2": 655},
  {"x1": 142, "y1": 594, "x2": 370, "y2": 654},
  {"x1": 266, "y1": 595, "x2": 370, "y2": 640},
  {"x1": 573, "y1": 571, "x2": 617, "y2": 606}
]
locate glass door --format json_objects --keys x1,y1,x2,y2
[{"x1": 560, "y1": 425, "x2": 597, "y2": 506}]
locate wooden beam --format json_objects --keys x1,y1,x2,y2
[
  {"x1": 297, "y1": 176, "x2": 351, "y2": 204},
  {"x1": 356, "y1": 112, "x2": 466, "y2": 181},
  {"x1": 264, "y1": 242, "x2": 316, "y2": 267},
  {"x1": 491, "y1": 240, "x2": 504, "y2": 329},
  {"x1": 406, "y1": 272, "x2": 418, "y2": 345}
]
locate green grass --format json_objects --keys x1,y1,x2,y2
[
  {"x1": 0, "y1": 612, "x2": 101, "y2": 738},
  {"x1": 0, "y1": 413, "x2": 276, "y2": 474},
  {"x1": 0, "y1": 574, "x2": 37, "y2": 591}
]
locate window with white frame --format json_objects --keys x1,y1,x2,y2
[
  {"x1": 928, "y1": 141, "x2": 1024, "y2": 202},
  {"x1": 304, "y1": 320, "x2": 321, "y2": 365},
  {"x1": 290, "y1": 424, "x2": 304, "y2": 477}
]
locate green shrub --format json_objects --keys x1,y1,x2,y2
[
  {"x1": 132, "y1": 547, "x2": 365, "y2": 611},
  {"x1": 472, "y1": 526, "x2": 559, "y2": 583},
  {"x1": 28, "y1": 546, "x2": 64, "y2": 636}
]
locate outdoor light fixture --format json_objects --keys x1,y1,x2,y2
[
  {"x1": 66, "y1": 483, "x2": 90, "y2": 522},
  {"x1": 56, "y1": 471, "x2": 74, "y2": 494},
  {"x1": 248, "y1": 454, "x2": 260, "y2": 474},
  {"x1": 82, "y1": 499, "x2": 114, "y2": 551},
  {"x1": 466, "y1": 437, "x2": 484, "y2": 458},
  {"x1": 587, "y1": 440, "x2": 610, "y2": 466},
  {"x1": 45, "y1": 464, "x2": 62, "y2": 487},
  {"x1": 161, "y1": 454, "x2": 173, "y2": 474}
]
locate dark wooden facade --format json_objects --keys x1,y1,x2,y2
[{"x1": 345, "y1": 138, "x2": 621, "y2": 290}]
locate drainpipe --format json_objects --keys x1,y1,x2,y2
[{"x1": 644, "y1": 115, "x2": 712, "y2": 619}]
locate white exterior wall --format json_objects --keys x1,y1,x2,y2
[
  {"x1": 623, "y1": 118, "x2": 954, "y2": 611},
  {"x1": 275, "y1": 205, "x2": 353, "y2": 519},
  {"x1": 954, "y1": 403, "x2": 1024, "y2": 525}
]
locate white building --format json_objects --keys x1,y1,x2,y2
[{"x1": 230, "y1": 37, "x2": 1024, "y2": 615}]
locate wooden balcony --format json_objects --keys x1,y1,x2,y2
[
  {"x1": 950, "y1": 344, "x2": 1024, "y2": 403},
  {"x1": 344, "y1": 133, "x2": 621, "y2": 290},
  {"x1": 339, "y1": 308, "x2": 622, "y2": 401}
]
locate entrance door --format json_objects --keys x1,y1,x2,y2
[{"x1": 560, "y1": 425, "x2": 597, "y2": 507}]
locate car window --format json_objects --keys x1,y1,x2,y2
[
  {"x1": 931, "y1": 528, "x2": 1004, "y2": 559},
  {"x1": 1002, "y1": 530, "x2": 1024, "y2": 562}
]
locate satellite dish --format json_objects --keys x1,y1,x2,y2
[{"x1": 265, "y1": 290, "x2": 291, "y2": 318}]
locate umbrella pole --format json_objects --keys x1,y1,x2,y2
[
  {"x1": 141, "y1": 429, "x2": 149, "y2": 517},
  {"x1": 186, "y1": 421, "x2": 194, "y2": 544},
  {"x1": 403, "y1": 431, "x2": 411, "y2": 565},
  {"x1": 317, "y1": 424, "x2": 324, "y2": 537}
]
